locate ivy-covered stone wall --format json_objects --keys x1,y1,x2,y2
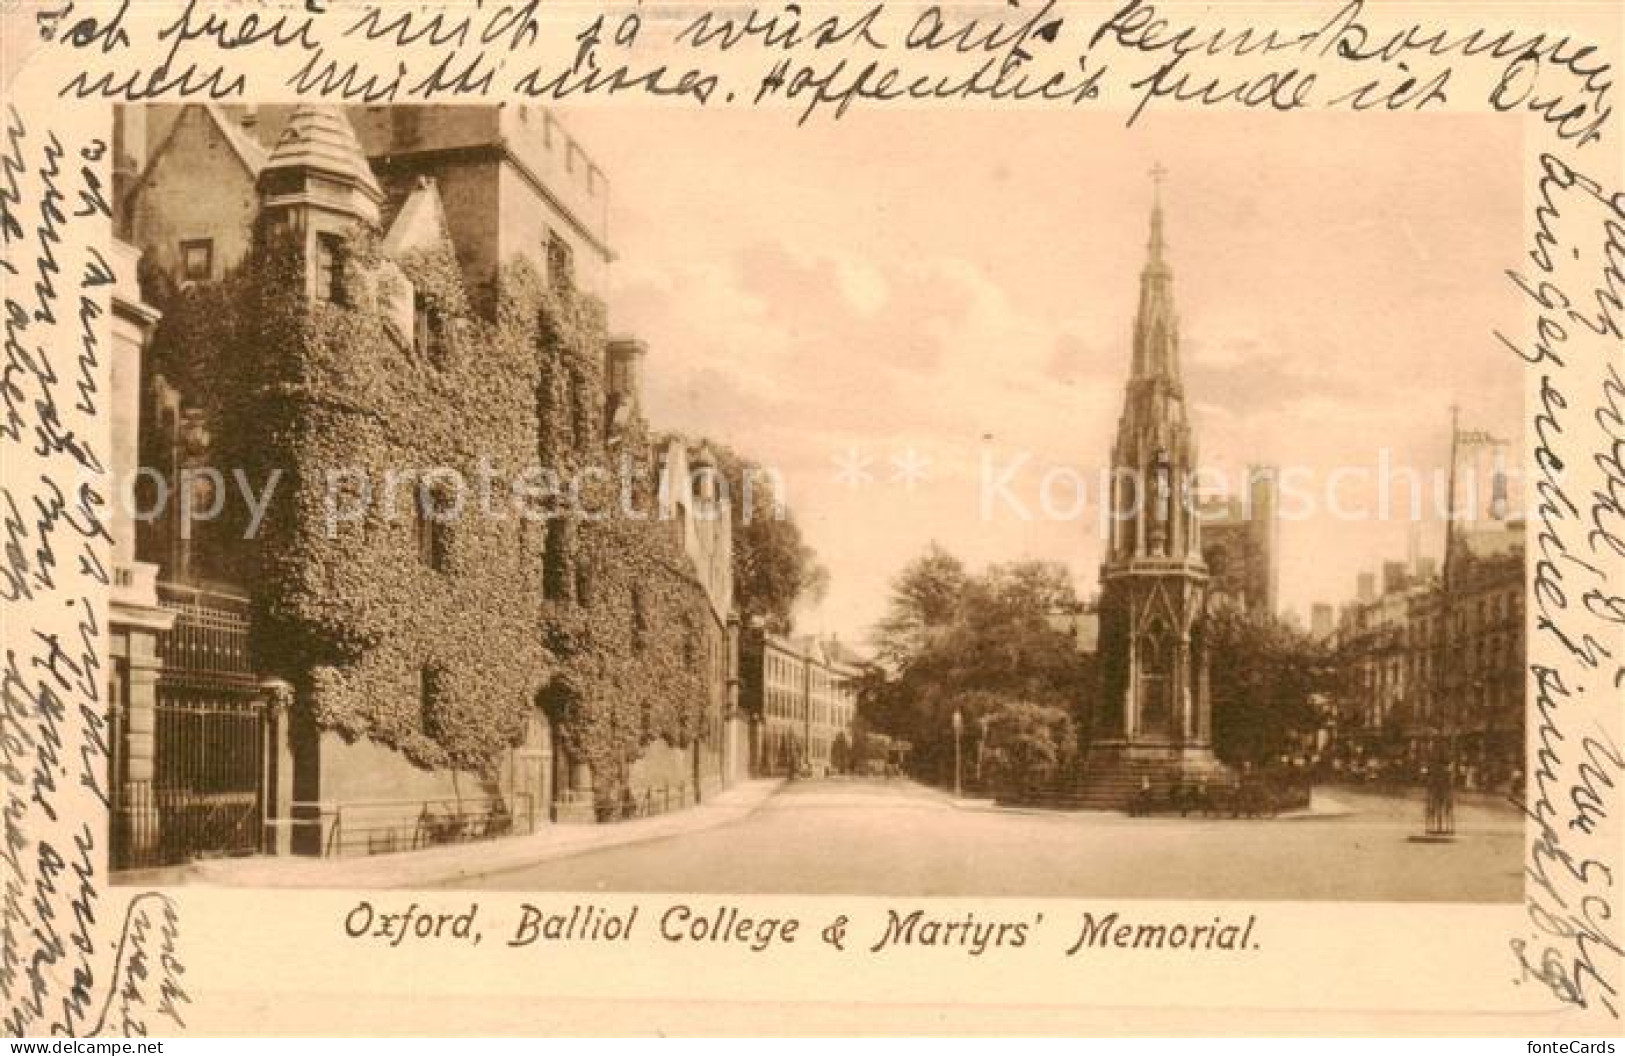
[{"x1": 146, "y1": 216, "x2": 725, "y2": 799}]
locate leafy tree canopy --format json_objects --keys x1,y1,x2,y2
[
  {"x1": 860, "y1": 545, "x2": 1093, "y2": 785},
  {"x1": 1207, "y1": 607, "x2": 1336, "y2": 767},
  {"x1": 705, "y1": 444, "x2": 828, "y2": 635}
]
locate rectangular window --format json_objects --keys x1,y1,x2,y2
[
  {"x1": 631, "y1": 586, "x2": 648, "y2": 649},
  {"x1": 414, "y1": 291, "x2": 445, "y2": 364},
  {"x1": 415, "y1": 486, "x2": 449, "y2": 571},
  {"x1": 181, "y1": 239, "x2": 214, "y2": 283},
  {"x1": 316, "y1": 232, "x2": 347, "y2": 304},
  {"x1": 543, "y1": 518, "x2": 571, "y2": 602},
  {"x1": 547, "y1": 231, "x2": 575, "y2": 293},
  {"x1": 574, "y1": 556, "x2": 594, "y2": 607},
  {"x1": 419, "y1": 665, "x2": 444, "y2": 733},
  {"x1": 569, "y1": 369, "x2": 589, "y2": 447}
]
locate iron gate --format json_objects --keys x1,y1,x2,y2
[{"x1": 111, "y1": 586, "x2": 268, "y2": 870}]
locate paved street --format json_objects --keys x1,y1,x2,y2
[{"x1": 450, "y1": 778, "x2": 1524, "y2": 901}]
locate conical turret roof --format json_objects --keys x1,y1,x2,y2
[{"x1": 261, "y1": 104, "x2": 382, "y2": 216}]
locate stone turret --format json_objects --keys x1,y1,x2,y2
[{"x1": 257, "y1": 105, "x2": 384, "y2": 304}]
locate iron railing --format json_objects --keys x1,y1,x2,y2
[
  {"x1": 111, "y1": 695, "x2": 268, "y2": 869},
  {"x1": 286, "y1": 794, "x2": 538, "y2": 858},
  {"x1": 591, "y1": 783, "x2": 693, "y2": 823}
]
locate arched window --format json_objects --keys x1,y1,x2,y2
[
  {"x1": 1139, "y1": 623, "x2": 1171, "y2": 676},
  {"x1": 1138, "y1": 618, "x2": 1174, "y2": 737},
  {"x1": 419, "y1": 664, "x2": 446, "y2": 735}
]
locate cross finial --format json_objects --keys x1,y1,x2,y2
[{"x1": 1147, "y1": 161, "x2": 1169, "y2": 263}]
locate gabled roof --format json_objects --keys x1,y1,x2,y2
[
  {"x1": 129, "y1": 104, "x2": 268, "y2": 197},
  {"x1": 209, "y1": 104, "x2": 270, "y2": 174},
  {"x1": 381, "y1": 176, "x2": 453, "y2": 258}
]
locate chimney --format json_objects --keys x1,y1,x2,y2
[
  {"x1": 1356, "y1": 572, "x2": 1376, "y2": 604},
  {"x1": 690, "y1": 443, "x2": 719, "y2": 506},
  {"x1": 606, "y1": 335, "x2": 647, "y2": 409},
  {"x1": 1382, "y1": 560, "x2": 1408, "y2": 596}
]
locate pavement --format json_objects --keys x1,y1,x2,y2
[
  {"x1": 121, "y1": 776, "x2": 1525, "y2": 901},
  {"x1": 447, "y1": 777, "x2": 1525, "y2": 901},
  {"x1": 117, "y1": 778, "x2": 785, "y2": 889}
]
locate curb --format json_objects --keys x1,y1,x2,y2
[
  {"x1": 950, "y1": 795, "x2": 1358, "y2": 822},
  {"x1": 119, "y1": 779, "x2": 785, "y2": 890}
]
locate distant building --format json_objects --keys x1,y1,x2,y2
[
  {"x1": 1334, "y1": 570, "x2": 1424, "y2": 761},
  {"x1": 741, "y1": 629, "x2": 862, "y2": 777},
  {"x1": 1310, "y1": 603, "x2": 1335, "y2": 640},
  {"x1": 1330, "y1": 519, "x2": 1524, "y2": 787},
  {"x1": 1436, "y1": 521, "x2": 1525, "y2": 781},
  {"x1": 1198, "y1": 465, "x2": 1279, "y2": 616}
]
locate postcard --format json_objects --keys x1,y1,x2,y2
[{"x1": 1, "y1": 0, "x2": 1621, "y2": 1037}]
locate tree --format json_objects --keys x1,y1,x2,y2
[
  {"x1": 1207, "y1": 608, "x2": 1333, "y2": 767},
  {"x1": 872, "y1": 542, "x2": 969, "y2": 667},
  {"x1": 978, "y1": 693, "x2": 1076, "y2": 795},
  {"x1": 710, "y1": 444, "x2": 828, "y2": 634},
  {"x1": 859, "y1": 546, "x2": 1091, "y2": 787},
  {"x1": 976, "y1": 560, "x2": 1077, "y2": 617}
]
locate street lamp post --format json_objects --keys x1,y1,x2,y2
[
  {"x1": 1424, "y1": 406, "x2": 1509, "y2": 841},
  {"x1": 952, "y1": 708, "x2": 964, "y2": 799},
  {"x1": 977, "y1": 714, "x2": 991, "y2": 783}
]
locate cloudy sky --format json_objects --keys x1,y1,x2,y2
[{"x1": 567, "y1": 107, "x2": 1525, "y2": 645}]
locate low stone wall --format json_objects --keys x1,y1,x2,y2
[{"x1": 288, "y1": 733, "x2": 536, "y2": 857}]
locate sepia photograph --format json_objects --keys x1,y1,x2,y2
[{"x1": 101, "y1": 102, "x2": 1526, "y2": 904}]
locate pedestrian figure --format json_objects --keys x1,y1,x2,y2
[
  {"x1": 1133, "y1": 775, "x2": 1154, "y2": 817},
  {"x1": 1425, "y1": 761, "x2": 1455, "y2": 837}
]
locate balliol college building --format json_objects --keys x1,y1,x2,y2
[{"x1": 106, "y1": 105, "x2": 746, "y2": 869}]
